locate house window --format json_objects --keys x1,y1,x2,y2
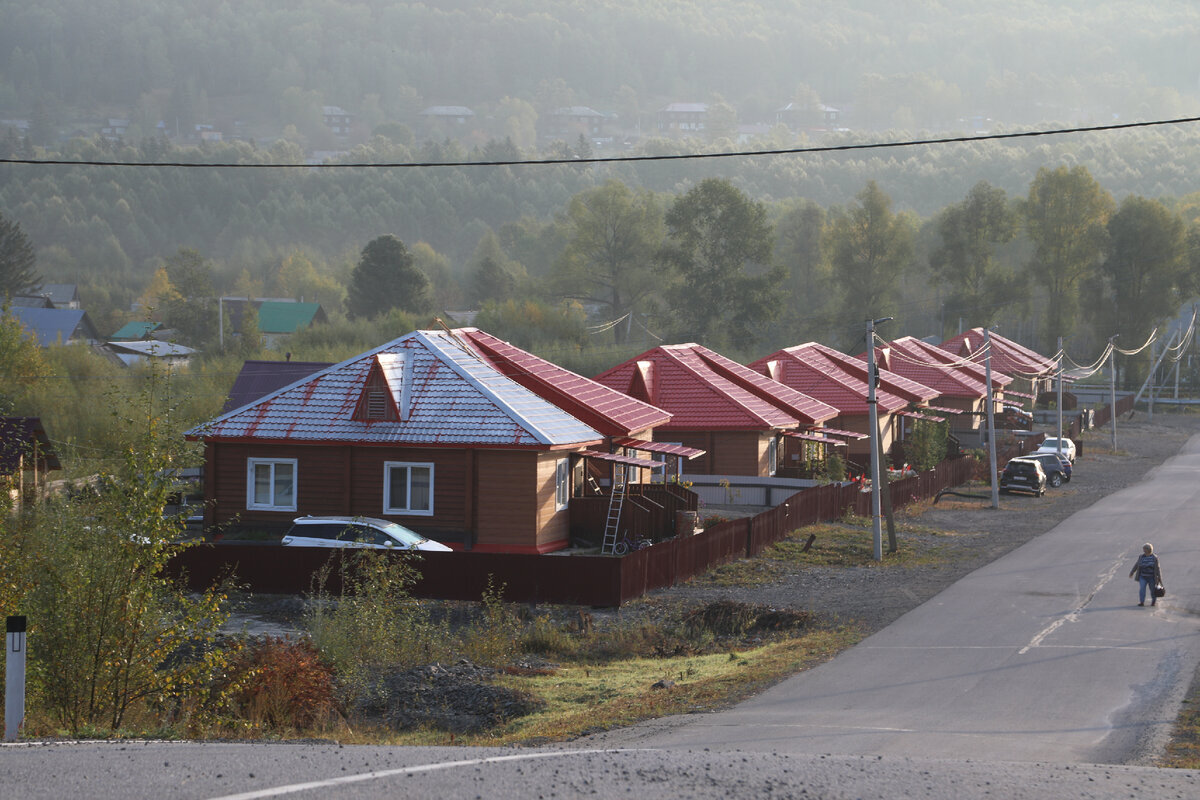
[
  {"x1": 555, "y1": 458, "x2": 569, "y2": 510},
  {"x1": 768, "y1": 437, "x2": 779, "y2": 476},
  {"x1": 247, "y1": 458, "x2": 297, "y2": 511},
  {"x1": 383, "y1": 462, "x2": 434, "y2": 516}
]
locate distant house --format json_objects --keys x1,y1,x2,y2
[
  {"x1": 543, "y1": 107, "x2": 608, "y2": 139},
  {"x1": 219, "y1": 298, "x2": 326, "y2": 346},
  {"x1": 31, "y1": 283, "x2": 80, "y2": 309},
  {"x1": 11, "y1": 294, "x2": 55, "y2": 309},
  {"x1": 222, "y1": 359, "x2": 333, "y2": 413},
  {"x1": 187, "y1": 328, "x2": 687, "y2": 553},
  {"x1": 106, "y1": 339, "x2": 196, "y2": 368},
  {"x1": 110, "y1": 321, "x2": 163, "y2": 341},
  {"x1": 774, "y1": 103, "x2": 841, "y2": 131},
  {"x1": 593, "y1": 343, "x2": 838, "y2": 478},
  {"x1": 940, "y1": 329, "x2": 1057, "y2": 402},
  {"x1": 865, "y1": 336, "x2": 1013, "y2": 445},
  {"x1": 656, "y1": 103, "x2": 708, "y2": 134},
  {"x1": 748, "y1": 342, "x2": 939, "y2": 465},
  {"x1": 101, "y1": 118, "x2": 130, "y2": 140},
  {"x1": 1, "y1": 417, "x2": 61, "y2": 512},
  {"x1": 419, "y1": 106, "x2": 476, "y2": 138},
  {"x1": 8, "y1": 307, "x2": 100, "y2": 347},
  {"x1": 322, "y1": 106, "x2": 353, "y2": 137},
  {"x1": 256, "y1": 301, "x2": 328, "y2": 346}
]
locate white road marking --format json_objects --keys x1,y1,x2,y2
[
  {"x1": 1019, "y1": 557, "x2": 1126, "y2": 655},
  {"x1": 205, "y1": 749, "x2": 634, "y2": 800}
]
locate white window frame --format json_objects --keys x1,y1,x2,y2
[
  {"x1": 383, "y1": 461, "x2": 435, "y2": 516},
  {"x1": 555, "y1": 458, "x2": 570, "y2": 511},
  {"x1": 768, "y1": 437, "x2": 779, "y2": 476},
  {"x1": 246, "y1": 458, "x2": 298, "y2": 512}
]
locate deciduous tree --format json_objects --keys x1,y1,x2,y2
[
  {"x1": 1021, "y1": 165, "x2": 1114, "y2": 350},
  {"x1": 929, "y1": 181, "x2": 1022, "y2": 333},
  {"x1": 553, "y1": 181, "x2": 665, "y2": 344},
  {"x1": 660, "y1": 178, "x2": 782, "y2": 352}
]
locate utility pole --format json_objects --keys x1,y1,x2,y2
[
  {"x1": 1056, "y1": 335, "x2": 1063, "y2": 449},
  {"x1": 984, "y1": 327, "x2": 999, "y2": 509},
  {"x1": 866, "y1": 317, "x2": 892, "y2": 561},
  {"x1": 1108, "y1": 334, "x2": 1119, "y2": 451}
]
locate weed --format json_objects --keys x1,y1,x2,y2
[{"x1": 226, "y1": 637, "x2": 335, "y2": 731}]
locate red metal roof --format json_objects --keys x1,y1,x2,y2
[
  {"x1": 593, "y1": 343, "x2": 835, "y2": 431},
  {"x1": 784, "y1": 431, "x2": 847, "y2": 446},
  {"x1": 749, "y1": 342, "x2": 928, "y2": 416},
  {"x1": 866, "y1": 336, "x2": 1010, "y2": 400},
  {"x1": 940, "y1": 329, "x2": 1057, "y2": 377},
  {"x1": 458, "y1": 328, "x2": 672, "y2": 436}
]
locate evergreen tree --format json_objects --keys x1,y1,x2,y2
[
  {"x1": 347, "y1": 235, "x2": 431, "y2": 319},
  {"x1": 0, "y1": 212, "x2": 41, "y2": 298}
]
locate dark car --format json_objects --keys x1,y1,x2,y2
[
  {"x1": 1000, "y1": 458, "x2": 1046, "y2": 497},
  {"x1": 1013, "y1": 453, "x2": 1071, "y2": 488}
]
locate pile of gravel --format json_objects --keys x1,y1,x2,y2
[{"x1": 350, "y1": 658, "x2": 545, "y2": 734}]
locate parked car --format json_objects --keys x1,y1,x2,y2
[
  {"x1": 281, "y1": 516, "x2": 452, "y2": 551},
  {"x1": 1011, "y1": 453, "x2": 1071, "y2": 488},
  {"x1": 1037, "y1": 436, "x2": 1076, "y2": 463},
  {"x1": 1000, "y1": 458, "x2": 1046, "y2": 497}
]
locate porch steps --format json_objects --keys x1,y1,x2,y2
[{"x1": 601, "y1": 482, "x2": 626, "y2": 554}]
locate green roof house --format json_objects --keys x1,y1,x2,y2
[{"x1": 256, "y1": 301, "x2": 327, "y2": 346}]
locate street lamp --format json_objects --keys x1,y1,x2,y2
[{"x1": 865, "y1": 316, "x2": 893, "y2": 562}]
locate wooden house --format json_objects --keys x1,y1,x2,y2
[
  {"x1": 186, "y1": 328, "x2": 690, "y2": 554},
  {"x1": 748, "y1": 342, "x2": 938, "y2": 468},
  {"x1": 8, "y1": 307, "x2": 100, "y2": 347},
  {"x1": 867, "y1": 336, "x2": 1013, "y2": 443},
  {"x1": 1, "y1": 417, "x2": 61, "y2": 512},
  {"x1": 593, "y1": 343, "x2": 838, "y2": 478},
  {"x1": 940, "y1": 329, "x2": 1057, "y2": 403}
]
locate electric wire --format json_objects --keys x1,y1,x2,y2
[{"x1": 2, "y1": 116, "x2": 1199, "y2": 170}]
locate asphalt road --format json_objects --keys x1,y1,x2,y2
[
  {"x1": 580, "y1": 434, "x2": 1200, "y2": 764},
  {"x1": 5, "y1": 436, "x2": 1200, "y2": 798}
]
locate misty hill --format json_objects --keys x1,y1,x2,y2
[{"x1": 3, "y1": 1, "x2": 1199, "y2": 143}]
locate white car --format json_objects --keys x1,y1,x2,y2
[
  {"x1": 281, "y1": 516, "x2": 452, "y2": 551},
  {"x1": 1036, "y1": 436, "x2": 1076, "y2": 463}
]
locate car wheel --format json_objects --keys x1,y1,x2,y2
[{"x1": 1048, "y1": 473, "x2": 1063, "y2": 488}]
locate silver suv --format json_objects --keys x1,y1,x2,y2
[{"x1": 281, "y1": 516, "x2": 452, "y2": 551}]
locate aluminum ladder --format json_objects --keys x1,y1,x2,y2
[{"x1": 600, "y1": 481, "x2": 626, "y2": 554}]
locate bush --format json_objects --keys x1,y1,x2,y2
[{"x1": 227, "y1": 637, "x2": 335, "y2": 731}]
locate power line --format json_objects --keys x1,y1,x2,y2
[{"x1": 3, "y1": 116, "x2": 1200, "y2": 170}]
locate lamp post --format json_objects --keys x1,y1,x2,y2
[
  {"x1": 866, "y1": 316, "x2": 893, "y2": 561},
  {"x1": 1108, "y1": 334, "x2": 1119, "y2": 451}
]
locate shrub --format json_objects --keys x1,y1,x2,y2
[{"x1": 228, "y1": 637, "x2": 335, "y2": 731}]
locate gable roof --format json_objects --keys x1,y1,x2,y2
[
  {"x1": 106, "y1": 340, "x2": 195, "y2": 362},
  {"x1": 256, "y1": 301, "x2": 326, "y2": 334},
  {"x1": 110, "y1": 321, "x2": 163, "y2": 340},
  {"x1": 457, "y1": 328, "x2": 671, "y2": 436},
  {"x1": 8, "y1": 307, "x2": 99, "y2": 346},
  {"x1": 749, "y1": 342, "x2": 937, "y2": 416},
  {"x1": 222, "y1": 359, "x2": 334, "y2": 413},
  {"x1": 34, "y1": 283, "x2": 79, "y2": 305},
  {"x1": 593, "y1": 343, "x2": 836, "y2": 431},
  {"x1": 940, "y1": 329, "x2": 1057, "y2": 377},
  {"x1": 11, "y1": 294, "x2": 55, "y2": 309},
  {"x1": 187, "y1": 329, "x2": 604, "y2": 449},
  {"x1": 867, "y1": 336, "x2": 1012, "y2": 399},
  {"x1": 0, "y1": 417, "x2": 61, "y2": 473}
]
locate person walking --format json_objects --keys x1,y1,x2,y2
[{"x1": 1128, "y1": 543, "x2": 1162, "y2": 607}]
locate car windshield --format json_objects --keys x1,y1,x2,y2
[
  {"x1": 378, "y1": 522, "x2": 428, "y2": 546},
  {"x1": 1042, "y1": 439, "x2": 1066, "y2": 448}
]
